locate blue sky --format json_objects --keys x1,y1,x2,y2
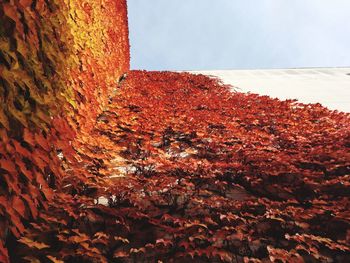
[{"x1": 128, "y1": 0, "x2": 350, "y2": 70}]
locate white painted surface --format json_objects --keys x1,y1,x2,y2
[{"x1": 189, "y1": 68, "x2": 350, "y2": 113}]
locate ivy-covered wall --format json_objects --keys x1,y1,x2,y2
[{"x1": 0, "y1": 1, "x2": 129, "y2": 261}]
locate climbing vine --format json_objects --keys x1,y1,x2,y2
[{"x1": 0, "y1": 1, "x2": 349, "y2": 262}]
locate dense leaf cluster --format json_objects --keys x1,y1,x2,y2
[
  {"x1": 1, "y1": 0, "x2": 349, "y2": 262},
  {"x1": 0, "y1": 0, "x2": 129, "y2": 262},
  {"x1": 11, "y1": 71, "x2": 349, "y2": 262},
  {"x1": 86, "y1": 71, "x2": 349, "y2": 262}
]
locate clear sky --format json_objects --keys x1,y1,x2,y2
[{"x1": 127, "y1": 0, "x2": 350, "y2": 71}]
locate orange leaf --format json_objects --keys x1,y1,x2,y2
[
  {"x1": 13, "y1": 140, "x2": 32, "y2": 158},
  {"x1": 12, "y1": 196, "x2": 26, "y2": 217},
  {"x1": 0, "y1": 107, "x2": 10, "y2": 130},
  {"x1": 46, "y1": 256, "x2": 63, "y2": 263},
  {"x1": 0, "y1": 159, "x2": 16, "y2": 174},
  {"x1": 3, "y1": 3, "x2": 24, "y2": 36},
  {"x1": 68, "y1": 234, "x2": 89, "y2": 244},
  {"x1": 32, "y1": 150, "x2": 48, "y2": 171},
  {"x1": 22, "y1": 194, "x2": 38, "y2": 219},
  {"x1": 34, "y1": 133, "x2": 50, "y2": 151},
  {"x1": 23, "y1": 129, "x2": 35, "y2": 147},
  {"x1": 16, "y1": 158, "x2": 33, "y2": 181},
  {"x1": 0, "y1": 129, "x2": 9, "y2": 144},
  {"x1": 114, "y1": 236, "x2": 129, "y2": 244},
  {"x1": 114, "y1": 251, "x2": 128, "y2": 258},
  {"x1": 18, "y1": 237, "x2": 50, "y2": 250},
  {"x1": 42, "y1": 187, "x2": 54, "y2": 201},
  {"x1": 19, "y1": 0, "x2": 33, "y2": 8},
  {"x1": 7, "y1": 206, "x2": 25, "y2": 236}
]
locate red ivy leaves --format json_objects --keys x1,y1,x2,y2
[
  {"x1": 1, "y1": 2, "x2": 349, "y2": 260},
  {"x1": 3, "y1": 69, "x2": 350, "y2": 262},
  {"x1": 40, "y1": 70, "x2": 345, "y2": 262}
]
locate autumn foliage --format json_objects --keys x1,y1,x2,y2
[
  {"x1": 0, "y1": 0, "x2": 129, "y2": 261},
  {"x1": 1, "y1": 1, "x2": 350, "y2": 263}
]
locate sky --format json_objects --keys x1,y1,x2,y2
[{"x1": 127, "y1": 0, "x2": 350, "y2": 71}]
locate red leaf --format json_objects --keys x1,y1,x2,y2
[
  {"x1": 0, "y1": 241, "x2": 9, "y2": 263},
  {"x1": 34, "y1": 133, "x2": 50, "y2": 151},
  {"x1": 16, "y1": 158, "x2": 33, "y2": 181},
  {"x1": 22, "y1": 194, "x2": 38, "y2": 219},
  {"x1": 12, "y1": 196, "x2": 26, "y2": 217},
  {"x1": 0, "y1": 159, "x2": 16, "y2": 174},
  {"x1": 23, "y1": 128, "x2": 35, "y2": 147},
  {"x1": 13, "y1": 140, "x2": 31, "y2": 158}
]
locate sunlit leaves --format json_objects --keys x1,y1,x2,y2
[
  {"x1": 93, "y1": 70, "x2": 349, "y2": 262},
  {"x1": 1, "y1": 0, "x2": 349, "y2": 261},
  {"x1": 18, "y1": 237, "x2": 50, "y2": 250},
  {"x1": 0, "y1": 0, "x2": 129, "y2": 261}
]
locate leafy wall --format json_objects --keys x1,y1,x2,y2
[
  {"x1": 0, "y1": 0, "x2": 129, "y2": 261},
  {"x1": 1, "y1": 1, "x2": 349, "y2": 262}
]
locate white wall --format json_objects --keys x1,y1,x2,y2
[{"x1": 189, "y1": 68, "x2": 350, "y2": 113}]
